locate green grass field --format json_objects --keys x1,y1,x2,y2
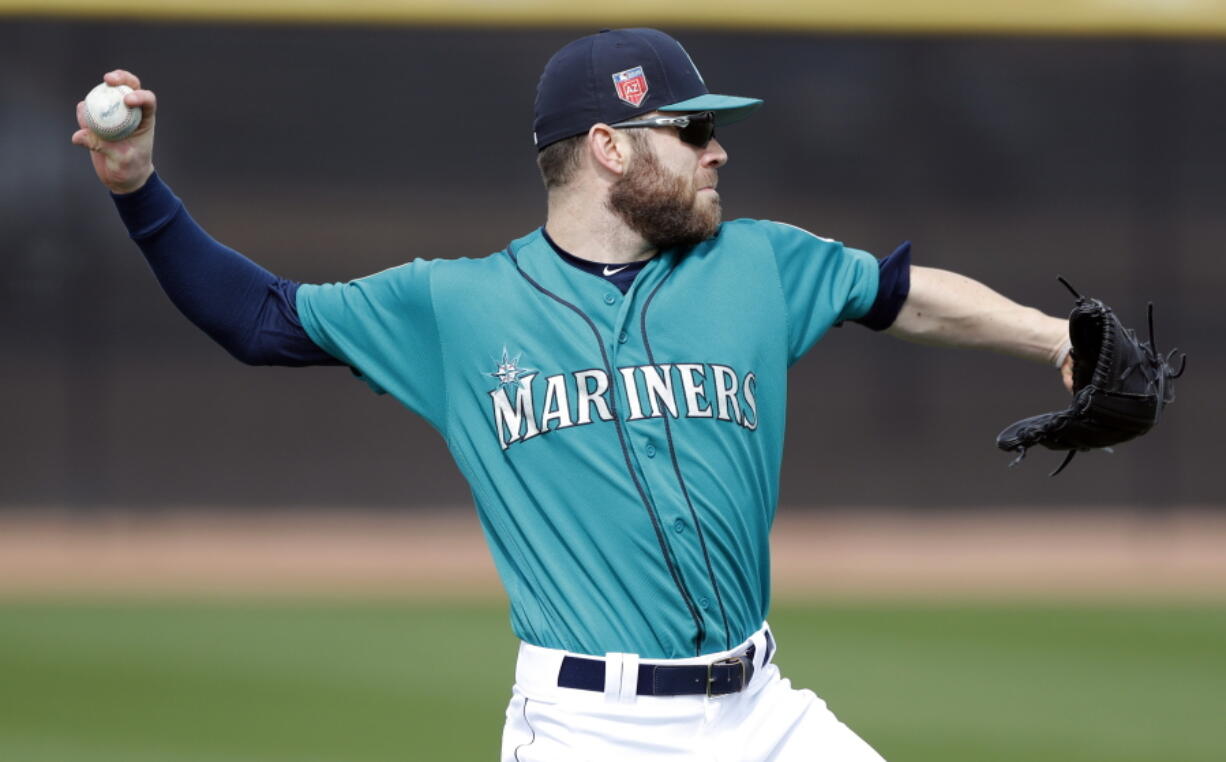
[{"x1": 1, "y1": 599, "x2": 1223, "y2": 761}]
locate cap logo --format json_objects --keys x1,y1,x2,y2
[{"x1": 612, "y1": 66, "x2": 649, "y2": 107}]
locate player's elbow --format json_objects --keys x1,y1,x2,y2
[
  {"x1": 226, "y1": 343, "x2": 272, "y2": 366},
  {"x1": 223, "y1": 332, "x2": 292, "y2": 366},
  {"x1": 214, "y1": 326, "x2": 341, "y2": 367},
  {"x1": 884, "y1": 301, "x2": 946, "y2": 345},
  {"x1": 199, "y1": 323, "x2": 273, "y2": 366}
]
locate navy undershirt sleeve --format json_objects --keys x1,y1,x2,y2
[
  {"x1": 111, "y1": 172, "x2": 340, "y2": 366},
  {"x1": 852, "y1": 241, "x2": 912, "y2": 331}
]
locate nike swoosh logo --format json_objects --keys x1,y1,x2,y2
[{"x1": 602, "y1": 265, "x2": 629, "y2": 276}]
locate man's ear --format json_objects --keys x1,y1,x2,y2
[{"x1": 587, "y1": 124, "x2": 629, "y2": 176}]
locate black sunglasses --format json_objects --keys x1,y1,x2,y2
[{"x1": 609, "y1": 111, "x2": 716, "y2": 149}]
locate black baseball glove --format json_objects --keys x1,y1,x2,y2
[{"x1": 996, "y1": 278, "x2": 1186, "y2": 475}]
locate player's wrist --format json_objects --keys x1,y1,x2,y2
[
  {"x1": 108, "y1": 164, "x2": 155, "y2": 196},
  {"x1": 111, "y1": 170, "x2": 182, "y2": 241},
  {"x1": 1048, "y1": 336, "x2": 1073, "y2": 369}
]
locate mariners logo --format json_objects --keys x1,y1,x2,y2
[
  {"x1": 487, "y1": 351, "x2": 758, "y2": 451},
  {"x1": 488, "y1": 347, "x2": 533, "y2": 388},
  {"x1": 612, "y1": 66, "x2": 649, "y2": 107}
]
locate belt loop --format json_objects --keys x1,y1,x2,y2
[
  {"x1": 749, "y1": 628, "x2": 766, "y2": 670},
  {"x1": 603, "y1": 652, "x2": 624, "y2": 703},
  {"x1": 618, "y1": 652, "x2": 640, "y2": 703}
]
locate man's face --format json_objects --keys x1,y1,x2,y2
[{"x1": 606, "y1": 120, "x2": 727, "y2": 250}]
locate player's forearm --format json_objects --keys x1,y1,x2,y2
[
  {"x1": 885, "y1": 266, "x2": 1068, "y2": 365},
  {"x1": 112, "y1": 173, "x2": 339, "y2": 366}
]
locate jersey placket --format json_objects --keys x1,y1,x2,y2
[{"x1": 610, "y1": 268, "x2": 729, "y2": 656}]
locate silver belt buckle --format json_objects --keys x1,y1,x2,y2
[{"x1": 706, "y1": 655, "x2": 748, "y2": 697}]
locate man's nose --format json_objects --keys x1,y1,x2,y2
[{"x1": 703, "y1": 137, "x2": 728, "y2": 168}]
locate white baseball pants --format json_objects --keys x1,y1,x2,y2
[{"x1": 501, "y1": 624, "x2": 886, "y2": 761}]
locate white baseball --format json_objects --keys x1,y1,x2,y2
[{"x1": 83, "y1": 82, "x2": 142, "y2": 141}]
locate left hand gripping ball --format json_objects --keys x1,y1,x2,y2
[{"x1": 83, "y1": 82, "x2": 142, "y2": 141}]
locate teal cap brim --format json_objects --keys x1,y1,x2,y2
[{"x1": 658, "y1": 94, "x2": 763, "y2": 126}]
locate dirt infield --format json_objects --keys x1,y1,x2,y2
[{"x1": 1, "y1": 508, "x2": 1224, "y2": 600}]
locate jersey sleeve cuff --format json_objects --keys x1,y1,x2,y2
[
  {"x1": 853, "y1": 241, "x2": 912, "y2": 331},
  {"x1": 110, "y1": 171, "x2": 184, "y2": 241}
]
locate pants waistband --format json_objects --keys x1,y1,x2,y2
[{"x1": 515, "y1": 623, "x2": 777, "y2": 702}]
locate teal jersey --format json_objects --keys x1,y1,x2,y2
[{"x1": 296, "y1": 219, "x2": 878, "y2": 658}]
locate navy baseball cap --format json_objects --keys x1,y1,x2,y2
[{"x1": 533, "y1": 28, "x2": 763, "y2": 150}]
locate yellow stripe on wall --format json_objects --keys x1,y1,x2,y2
[{"x1": 5, "y1": 0, "x2": 1226, "y2": 37}]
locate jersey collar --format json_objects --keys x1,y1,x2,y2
[{"x1": 508, "y1": 228, "x2": 676, "y2": 304}]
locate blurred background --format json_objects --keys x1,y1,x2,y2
[{"x1": 1, "y1": 2, "x2": 1223, "y2": 761}]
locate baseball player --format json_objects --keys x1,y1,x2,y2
[{"x1": 73, "y1": 28, "x2": 1074, "y2": 761}]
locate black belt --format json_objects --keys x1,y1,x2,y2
[{"x1": 557, "y1": 643, "x2": 757, "y2": 697}]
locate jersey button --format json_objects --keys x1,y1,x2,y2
[
  {"x1": 698, "y1": 597, "x2": 710, "y2": 610},
  {"x1": 603, "y1": 293, "x2": 617, "y2": 305},
  {"x1": 645, "y1": 443, "x2": 656, "y2": 458},
  {"x1": 617, "y1": 331, "x2": 628, "y2": 344},
  {"x1": 672, "y1": 518, "x2": 685, "y2": 533}
]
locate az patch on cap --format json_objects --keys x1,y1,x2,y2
[{"x1": 612, "y1": 66, "x2": 648, "y2": 107}]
